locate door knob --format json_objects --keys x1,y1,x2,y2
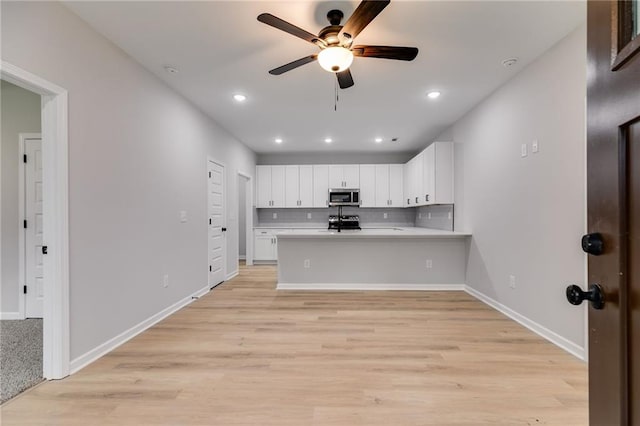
[
  {"x1": 565, "y1": 284, "x2": 605, "y2": 309},
  {"x1": 582, "y1": 233, "x2": 604, "y2": 255},
  {"x1": 221, "y1": 227, "x2": 227, "y2": 232}
]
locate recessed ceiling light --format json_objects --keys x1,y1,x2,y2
[
  {"x1": 324, "y1": 138, "x2": 333, "y2": 144},
  {"x1": 375, "y1": 137, "x2": 383, "y2": 143},
  {"x1": 502, "y1": 58, "x2": 518, "y2": 67},
  {"x1": 233, "y1": 94, "x2": 247, "y2": 102},
  {"x1": 164, "y1": 66, "x2": 179, "y2": 74},
  {"x1": 275, "y1": 138, "x2": 283, "y2": 144},
  {"x1": 427, "y1": 91, "x2": 441, "y2": 99}
]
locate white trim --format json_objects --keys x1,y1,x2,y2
[
  {"x1": 464, "y1": 285, "x2": 586, "y2": 360},
  {"x1": 237, "y1": 170, "x2": 253, "y2": 266},
  {"x1": 2, "y1": 61, "x2": 70, "y2": 379},
  {"x1": 70, "y1": 285, "x2": 210, "y2": 374},
  {"x1": 18, "y1": 133, "x2": 42, "y2": 320},
  {"x1": 277, "y1": 283, "x2": 466, "y2": 291},
  {"x1": 225, "y1": 270, "x2": 239, "y2": 281},
  {"x1": 0, "y1": 312, "x2": 23, "y2": 320},
  {"x1": 239, "y1": 255, "x2": 246, "y2": 260}
]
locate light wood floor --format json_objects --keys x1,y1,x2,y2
[{"x1": 1, "y1": 263, "x2": 588, "y2": 425}]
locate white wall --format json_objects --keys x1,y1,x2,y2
[
  {"x1": 1, "y1": 81, "x2": 42, "y2": 314},
  {"x1": 450, "y1": 25, "x2": 587, "y2": 353},
  {"x1": 1, "y1": 2, "x2": 256, "y2": 360}
]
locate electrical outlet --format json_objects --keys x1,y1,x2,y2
[
  {"x1": 521, "y1": 143, "x2": 528, "y2": 158},
  {"x1": 418, "y1": 213, "x2": 422, "y2": 219},
  {"x1": 304, "y1": 259, "x2": 310, "y2": 268},
  {"x1": 179, "y1": 210, "x2": 188, "y2": 223},
  {"x1": 428, "y1": 212, "x2": 432, "y2": 220},
  {"x1": 448, "y1": 212, "x2": 452, "y2": 220},
  {"x1": 532, "y1": 139, "x2": 539, "y2": 153},
  {"x1": 383, "y1": 213, "x2": 388, "y2": 219},
  {"x1": 425, "y1": 259, "x2": 433, "y2": 269},
  {"x1": 509, "y1": 275, "x2": 516, "y2": 289},
  {"x1": 272, "y1": 212, "x2": 277, "y2": 219},
  {"x1": 162, "y1": 274, "x2": 169, "y2": 288},
  {"x1": 307, "y1": 213, "x2": 312, "y2": 219}
]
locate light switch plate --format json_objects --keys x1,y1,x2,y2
[
  {"x1": 179, "y1": 211, "x2": 188, "y2": 223},
  {"x1": 521, "y1": 143, "x2": 528, "y2": 157}
]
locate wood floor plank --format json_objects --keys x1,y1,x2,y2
[{"x1": 0, "y1": 263, "x2": 588, "y2": 425}]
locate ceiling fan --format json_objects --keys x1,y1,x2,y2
[{"x1": 257, "y1": 0, "x2": 418, "y2": 89}]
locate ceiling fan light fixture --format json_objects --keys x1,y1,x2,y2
[{"x1": 318, "y1": 47, "x2": 354, "y2": 73}]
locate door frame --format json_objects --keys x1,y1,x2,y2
[
  {"x1": 207, "y1": 157, "x2": 227, "y2": 285},
  {"x1": 18, "y1": 133, "x2": 43, "y2": 319},
  {"x1": 1, "y1": 61, "x2": 70, "y2": 379},
  {"x1": 237, "y1": 170, "x2": 254, "y2": 266}
]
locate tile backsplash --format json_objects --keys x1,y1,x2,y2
[
  {"x1": 256, "y1": 207, "x2": 415, "y2": 228},
  {"x1": 414, "y1": 205, "x2": 454, "y2": 231}
]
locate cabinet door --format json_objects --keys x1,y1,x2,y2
[
  {"x1": 434, "y1": 142, "x2": 454, "y2": 204},
  {"x1": 413, "y1": 151, "x2": 425, "y2": 206},
  {"x1": 329, "y1": 165, "x2": 344, "y2": 188},
  {"x1": 343, "y1": 165, "x2": 360, "y2": 188},
  {"x1": 254, "y1": 235, "x2": 274, "y2": 260},
  {"x1": 256, "y1": 166, "x2": 272, "y2": 208},
  {"x1": 403, "y1": 161, "x2": 411, "y2": 207},
  {"x1": 388, "y1": 164, "x2": 404, "y2": 207},
  {"x1": 359, "y1": 165, "x2": 376, "y2": 207},
  {"x1": 298, "y1": 165, "x2": 313, "y2": 207},
  {"x1": 374, "y1": 164, "x2": 390, "y2": 207},
  {"x1": 313, "y1": 165, "x2": 330, "y2": 207},
  {"x1": 284, "y1": 165, "x2": 299, "y2": 208},
  {"x1": 271, "y1": 166, "x2": 286, "y2": 207},
  {"x1": 423, "y1": 144, "x2": 435, "y2": 205}
]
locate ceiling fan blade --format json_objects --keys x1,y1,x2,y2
[
  {"x1": 339, "y1": 0, "x2": 390, "y2": 41},
  {"x1": 269, "y1": 55, "x2": 318, "y2": 75},
  {"x1": 336, "y1": 69, "x2": 355, "y2": 89},
  {"x1": 258, "y1": 13, "x2": 324, "y2": 47},
  {"x1": 352, "y1": 45, "x2": 419, "y2": 61}
]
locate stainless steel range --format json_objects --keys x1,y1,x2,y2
[{"x1": 328, "y1": 214, "x2": 361, "y2": 231}]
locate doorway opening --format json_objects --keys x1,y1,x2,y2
[
  {"x1": 1, "y1": 61, "x2": 70, "y2": 382},
  {"x1": 237, "y1": 172, "x2": 253, "y2": 267}
]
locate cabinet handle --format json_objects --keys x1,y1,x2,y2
[
  {"x1": 426, "y1": 194, "x2": 429, "y2": 202},
  {"x1": 407, "y1": 198, "x2": 410, "y2": 205},
  {"x1": 415, "y1": 197, "x2": 418, "y2": 204}
]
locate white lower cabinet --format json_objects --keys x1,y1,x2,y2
[{"x1": 254, "y1": 229, "x2": 289, "y2": 261}]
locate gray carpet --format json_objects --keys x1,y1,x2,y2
[{"x1": 0, "y1": 319, "x2": 43, "y2": 404}]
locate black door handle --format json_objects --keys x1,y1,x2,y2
[
  {"x1": 221, "y1": 227, "x2": 227, "y2": 232},
  {"x1": 566, "y1": 284, "x2": 605, "y2": 309}
]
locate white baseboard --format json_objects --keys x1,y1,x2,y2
[
  {"x1": 464, "y1": 285, "x2": 586, "y2": 360},
  {"x1": 225, "y1": 270, "x2": 239, "y2": 281},
  {"x1": 70, "y1": 284, "x2": 210, "y2": 374},
  {"x1": 239, "y1": 255, "x2": 246, "y2": 260},
  {"x1": 0, "y1": 311, "x2": 24, "y2": 320},
  {"x1": 277, "y1": 283, "x2": 466, "y2": 291}
]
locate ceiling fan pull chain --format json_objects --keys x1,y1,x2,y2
[{"x1": 334, "y1": 78, "x2": 338, "y2": 111}]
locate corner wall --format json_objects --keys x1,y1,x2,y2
[
  {"x1": 1, "y1": 2, "x2": 256, "y2": 361},
  {"x1": 450, "y1": 25, "x2": 587, "y2": 356},
  {"x1": 1, "y1": 81, "x2": 42, "y2": 315}
]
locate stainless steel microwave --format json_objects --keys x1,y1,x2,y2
[{"x1": 328, "y1": 188, "x2": 360, "y2": 207}]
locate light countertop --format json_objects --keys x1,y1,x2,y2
[{"x1": 276, "y1": 227, "x2": 471, "y2": 239}]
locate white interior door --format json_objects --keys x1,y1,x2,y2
[
  {"x1": 25, "y1": 137, "x2": 44, "y2": 318},
  {"x1": 208, "y1": 160, "x2": 225, "y2": 286}
]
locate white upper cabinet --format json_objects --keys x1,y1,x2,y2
[
  {"x1": 403, "y1": 141, "x2": 454, "y2": 207},
  {"x1": 298, "y1": 165, "x2": 313, "y2": 207},
  {"x1": 284, "y1": 165, "x2": 300, "y2": 208},
  {"x1": 256, "y1": 165, "x2": 285, "y2": 207},
  {"x1": 359, "y1": 165, "x2": 376, "y2": 208},
  {"x1": 313, "y1": 165, "x2": 329, "y2": 207},
  {"x1": 284, "y1": 165, "x2": 314, "y2": 208},
  {"x1": 329, "y1": 165, "x2": 359, "y2": 188},
  {"x1": 388, "y1": 164, "x2": 404, "y2": 207},
  {"x1": 374, "y1": 165, "x2": 390, "y2": 207}
]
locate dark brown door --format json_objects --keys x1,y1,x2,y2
[{"x1": 585, "y1": 1, "x2": 640, "y2": 424}]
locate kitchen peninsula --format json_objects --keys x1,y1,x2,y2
[{"x1": 276, "y1": 227, "x2": 471, "y2": 290}]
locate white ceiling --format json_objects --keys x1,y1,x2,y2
[{"x1": 64, "y1": 1, "x2": 585, "y2": 154}]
